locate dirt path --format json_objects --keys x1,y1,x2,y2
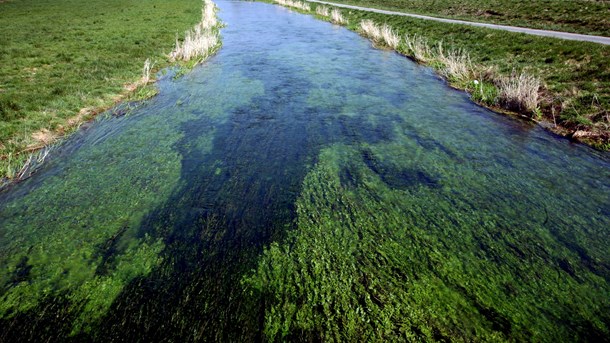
[{"x1": 308, "y1": 0, "x2": 610, "y2": 45}]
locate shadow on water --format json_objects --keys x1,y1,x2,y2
[{"x1": 1, "y1": 1, "x2": 609, "y2": 342}]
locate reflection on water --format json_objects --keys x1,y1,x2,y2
[{"x1": 1, "y1": 1, "x2": 609, "y2": 341}]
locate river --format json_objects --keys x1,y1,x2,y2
[{"x1": 1, "y1": 1, "x2": 609, "y2": 341}]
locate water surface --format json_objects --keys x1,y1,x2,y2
[{"x1": 1, "y1": 1, "x2": 609, "y2": 341}]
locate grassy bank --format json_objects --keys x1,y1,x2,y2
[
  {"x1": 312, "y1": 0, "x2": 610, "y2": 36},
  {"x1": 0, "y1": 0, "x2": 218, "y2": 182},
  {"x1": 275, "y1": 0, "x2": 610, "y2": 149}
]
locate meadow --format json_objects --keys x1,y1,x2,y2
[
  {"x1": 316, "y1": 0, "x2": 610, "y2": 36},
  {"x1": 0, "y1": 0, "x2": 205, "y2": 181}
]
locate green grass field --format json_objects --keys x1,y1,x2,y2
[
  {"x1": 318, "y1": 0, "x2": 610, "y2": 36},
  {"x1": 0, "y1": 0, "x2": 202, "y2": 180}
]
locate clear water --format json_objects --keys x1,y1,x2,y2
[{"x1": 1, "y1": 1, "x2": 609, "y2": 341}]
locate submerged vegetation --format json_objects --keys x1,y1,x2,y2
[
  {"x1": 244, "y1": 142, "x2": 610, "y2": 342},
  {"x1": 275, "y1": 0, "x2": 610, "y2": 149},
  {"x1": 0, "y1": 0, "x2": 222, "y2": 183}
]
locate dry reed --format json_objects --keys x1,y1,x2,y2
[
  {"x1": 381, "y1": 24, "x2": 399, "y2": 49},
  {"x1": 330, "y1": 8, "x2": 346, "y2": 24},
  {"x1": 316, "y1": 5, "x2": 330, "y2": 17},
  {"x1": 403, "y1": 34, "x2": 432, "y2": 62},
  {"x1": 170, "y1": 0, "x2": 221, "y2": 62},
  {"x1": 142, "y1": 58, "x2": 153, "y2": 84},
  {"x1": 498, "y1": 71, "x2": 541, "y2": 112},
  {"x1": 436, "y1": 42, "x2": 472, "y2": 81},
  {"x1": 360, "y1": 20, "x2": 399, "y2": 49}
]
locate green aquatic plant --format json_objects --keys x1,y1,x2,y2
[{"x1": 0, "y1": 111, "x2": 185, "y2": 331}]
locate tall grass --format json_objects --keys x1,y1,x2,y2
[{"x1": 170, "y1": 0, "x2": 221, "y2": 62}]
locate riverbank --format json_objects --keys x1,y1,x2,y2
[
  {"x1": 272, "y1": 0, "x2": 610, "y2": 150},
  {"x1": 307, "y1": 0, "x2": 610, "y2": 36},
  {"x1": 0, "y1": 0, "x2": 221, "y2": 183}
]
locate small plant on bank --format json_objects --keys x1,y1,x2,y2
[{"x1": 470, "y1": 79, "x2": 499, "y2": 106}]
